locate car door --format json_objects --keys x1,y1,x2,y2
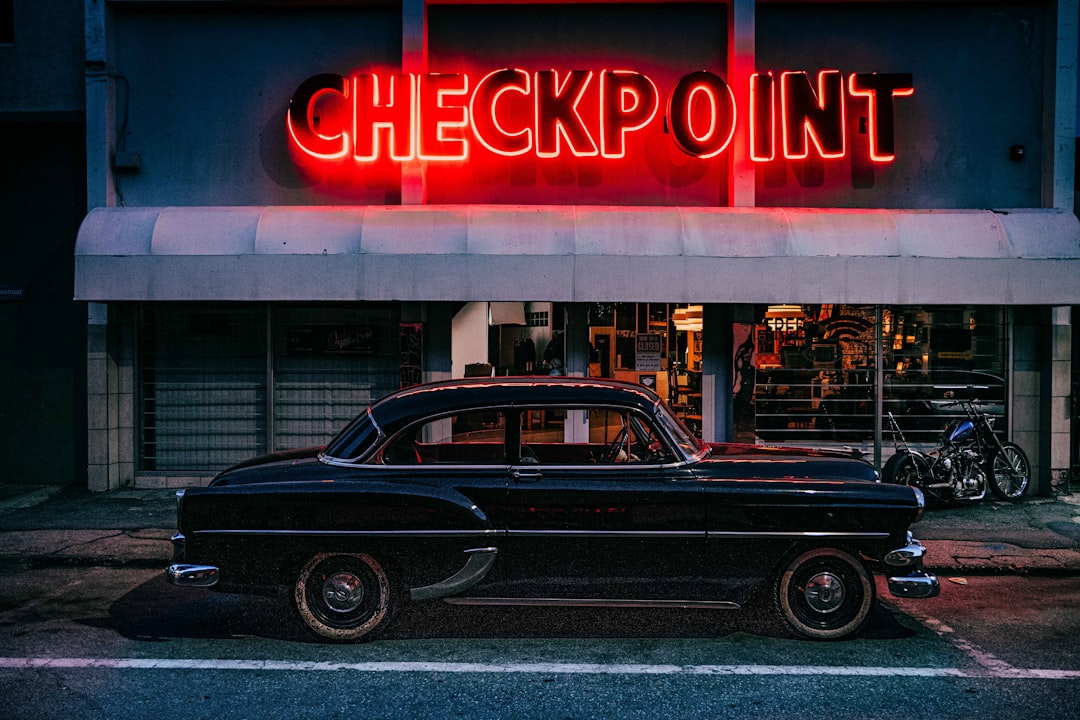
[
  {"x1": 470, "y1": 406, "x2": 707, "y2": 602},
  {"x1": 376, "y1": 408, "x2": 512, "y2": 554}
]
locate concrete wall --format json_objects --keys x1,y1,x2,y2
[
  {"x1": 98, "y1": 1, "x2": 1056, "y2": 211},
  {"x1": 0, "y1": 0, "x2": 87, "y2": 485},
  {"x1": 0, "y1": 0, "x2": 84, "y2": 112}
]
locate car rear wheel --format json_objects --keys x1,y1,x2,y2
[
  {"x1": 775, "y1": 548, "x2": 874, "y2": 640},
  {"x1": 294, "y1": 553, "x2": 396, "y2": 642}
]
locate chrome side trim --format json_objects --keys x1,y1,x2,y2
[
  {"x1": 190, "y1": 528, "x2": 889, "y2": 540},
  {"x1": 166, "y1": 563, "x2": 220, "y2": 588},
  {"x1": 443, "y1": 597, "x2": 741, "y2": 610},
  {"x1": 193, "y1": 529, "x2": 500, "y2": 539},
  {"x1": 410, "y1": 547, "x2": 498, "y2": 602},
  {"x1": 503, "y1": 530, "x2": 890, "y2": 540},
  {"x1": 506, "y1": 530, "x2": 705, "y2": 539},
  {"x1": 708, "y1": 530, "x2": 891, "y2": 540}
]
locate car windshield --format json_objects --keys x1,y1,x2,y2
[
  {"x1": 652, "y1": 400, "x2": 706, "y2": 459},
  {"x1": 322, "y1": 408, "x2": 381, "y2": 462}
]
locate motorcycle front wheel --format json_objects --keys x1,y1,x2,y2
[{"x1": 987, "y1": 442, "x2": 1030, "y2": 501}]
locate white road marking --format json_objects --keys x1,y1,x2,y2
[
  {"x1": 881, "y1": 598, "x2": 1032, "y2": 678},
  {"x1": 1, "y1": 657, "x2": 1078, "y2": 679}
]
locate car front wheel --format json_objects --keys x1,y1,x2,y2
[
  {"x1": 775, "y1": 548, "x2": 874, "y2": 640},
  {"x1": 294, "y1": 552, "x2": 396, "y2": 642}
]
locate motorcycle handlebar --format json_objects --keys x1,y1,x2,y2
[{"x1": 935, "y1": 398, "x2": 986, "y2": 409}]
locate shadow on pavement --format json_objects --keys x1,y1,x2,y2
[{"x1": 88, "y1": 573, "x2": 916, "y2": 644}]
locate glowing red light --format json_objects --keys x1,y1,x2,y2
[
  {"x1": 749, "y1": 72, "x2": 776, "y2": 162},
  {"x1": 287, "y1": 73, "x2": 350, "y2": 160},
  {"x1": 666, "y1": 71, "x2": 736, "y2": 159},
  {"x1": 599, "y1": 70, "x2": 659, "y2": 159},
  {"x1": 286, "y1": 67, "x2": 913, "y2": 169},
  {"x1": 417, "y1": 73, "x2": 470, "y2": 161},
  {"x1": 780, "y1": 70, "x2": 846, "y2": 160},
  {"x1": 471, "y1": 69, "x2": 532, "y2": 156},
  {"x1": 848, "y1": 72, "x2": 915, "y2": 162}
]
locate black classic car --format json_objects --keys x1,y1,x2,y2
[{"x1": 167, "y1": 377, "x2": 938, "y2": 641}]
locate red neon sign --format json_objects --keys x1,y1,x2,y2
[{"x1": 287, "y1": 68, "x2": 913, "y2": 166}]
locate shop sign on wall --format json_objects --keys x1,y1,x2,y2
[
  {"x1": 399, "y1": 322, "x2": 423, "y2": 388},
  {"x1": 0, "y1": 284, "x2": 26, "y2": 302},
  {"x1": 286, "y1": 325, "x2": 378, "y2": 355},
  {"x1": 287, "y1": 68, "x2": 913, "y2": 168}
]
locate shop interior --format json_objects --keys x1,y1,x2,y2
[{"x1": 468, "y1": 302, "x2": 1008, "y2": 449}]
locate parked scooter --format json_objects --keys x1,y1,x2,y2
[{"x1": 882, "y1": 399, "x2": 1030, "y2": 504}]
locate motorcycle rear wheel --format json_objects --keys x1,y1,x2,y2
[
  {"x1": 987, "y1": 442, "x2": 1030, "y2": 501},
  {"x1": 884, "y1": 453, "x2": 946, "y2": 504},
  {"x1": 883, "y1": 452, "x2": 920, "y2": 485}
]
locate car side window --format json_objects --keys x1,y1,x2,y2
[
  {"x1": 518, "y1": 407, "x2": 674, "y2": 465},
  {"x1": 381, "y1": 410, "x2": 508, "y2": 465}
]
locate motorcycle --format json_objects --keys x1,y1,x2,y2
[{"x1": 882, "y1": 399, "x2": 1030, "y2": 504}]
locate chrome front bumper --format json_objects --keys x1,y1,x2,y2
[
  {"x1": 883, "y1": 533, "x2": 940, "y2": 599},
  {"x1": 166, "y1": 563, "x2": 220, "y2": 588},
  {"x1": 887, "y1": 570, "x2": 940, "y2": 598}
]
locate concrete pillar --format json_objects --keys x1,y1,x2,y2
[
  {"x1": 401, "y1": 0, "x2": 427, "y2": 204},
  {"x1": 85, "y1": 0, "x2": 115, "y2": 210},
  {"x1": 86, "y1": 303, "x2": 134, "y2": 491},
  {"x1": 1050, "y1": 307, "x2": 1072, "y2": 493},
  {"x1": 727, "y1": 0, "x2": 755, "y2": 208},
  {"x1": 563, "y1": 303, "x2": 591, "y2": 443},
  {"x1": 419, "y1": 302, "x2": 454, "y2": 385},
  {"x1": 86, "y1": 303, "x2": 111, "y2": 491},
  {"x1": 701, "y1": 304, "x2": 733, "y2": 443},
  {"x1": 1012, "y1": 307, "x2": 1052, "y2": 496},
  {"x1": 1046, "y1": 0, "x2": 1077, "y2": 210}
]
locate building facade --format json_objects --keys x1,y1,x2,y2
[
  {"x1": 0, "y1": 0, "x2": 87, "y2": 485},
  {"x1": 74, "y1": 0, "x2": 1080, "y2": 492}
]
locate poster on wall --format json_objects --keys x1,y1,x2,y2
[
  {"x1": 635, "y1": 333, "x2": 662, "y2": 372},
  {"x1": 399, "y1": 323, "x2": 423, "y2": 388}
]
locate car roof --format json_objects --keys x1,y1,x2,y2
[{"x1": 369, "y1": 376, "x2": 663, "y2": 431}]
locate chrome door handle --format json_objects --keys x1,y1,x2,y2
[{"x1": 511, "y1": 468, "x2": 543, "y2": 483}]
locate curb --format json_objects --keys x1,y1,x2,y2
[
  {"x1": 0, "y1": 529, "x2": 173, "y2": 572},
  {"x1": 921, "y1": 539, "x2": 1080, "y2": 577},
  {"x1": 2, "y1": 531, "x2": 1079, "y2": 577}
]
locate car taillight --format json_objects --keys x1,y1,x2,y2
[{"x1": 911, "y1": 486, "x2": 925, "y2": 523}]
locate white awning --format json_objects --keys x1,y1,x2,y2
[{"x1": 74, "y1": 205, "x2": 1080, "y2": 304}]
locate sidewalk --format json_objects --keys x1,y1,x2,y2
[{"x1": 1, "y1": 482, "x2": 1079, "y2": 575}]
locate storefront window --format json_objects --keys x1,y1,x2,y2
[
  {"x1": 139, "y1": 303, "x2": 402, "y2": 473},
  {"x1": 139, "y1": 305, "x2": 267, "y2": 472},
  {"x1": 484, "y1": 301, "x2": 1010, "y2": 453},
  {"x1": 742, "y1": 305, "x2": 1008, "y2": 452},
  {"x1": 881, "y1": 306, "x2": 1008, "y2": 447},
  {"x1": 272, "y1": 305, "x2": 400, "y2": 452},
  {"x1": 750, "y1": 305, "x2": 876, "y2": 446}
]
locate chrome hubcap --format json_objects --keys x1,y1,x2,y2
[
  {"x1": 804, "y1": 572, "x2": 845, "y2": 614},
  {"x1": 322, "y1": 571, "x2": 365, "y2": 613}
]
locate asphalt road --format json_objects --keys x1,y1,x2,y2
[{"x1": 0, "y1": 567, "x2": 1078, "y2": 719}]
